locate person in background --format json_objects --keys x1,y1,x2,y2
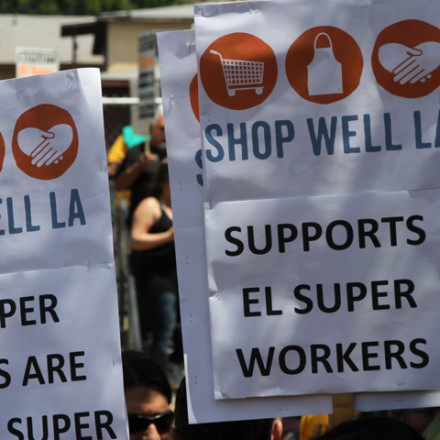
[
  {"x1": 122, "y1": 350, "x2": 173, "y2": 440},
  {"x1": 402, "y1": 407, "x2": 440, "y2": 439},
  {"x1": 300, "y1": 414, "x2": 329, "y2": 439},
  {"x1": 396, "y1": 408, "x2": 438, "y2": 437},
  {"x1": 313, "y1": 416, "x2": 424, "y2": 440},
  {"x1": 130, "y1": 159, "x2": 182, "y2": 378},
  {"x1": 423, "y1": 411, "x2": 440, "y2": 440},
  {"x1": 172, "y1": 377, "x2": 283, "y2": 440},
  {"x1": 281, "y1": 416, "x2": 301, "y2": 440},
  {"x1": 107, "y1": 133, "x2": 128, "y2": 178},
  {"x1": 115, "y1": 110, "x2": 166, "y2": 224}
]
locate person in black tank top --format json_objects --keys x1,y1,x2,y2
[{"x1": 130, "y1": 160, "x2": 181, "y2": 371}]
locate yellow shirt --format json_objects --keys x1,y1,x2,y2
[
  {"x1": 107, "y1": 134, "x2": 127, "y2": 164},
  {"x1": 300, "y1": 414, "x2": 329, "y2": 440}
]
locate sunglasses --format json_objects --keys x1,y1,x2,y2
[{"x1": 128, "y1": 411, "x2": 174, "y2": 433}]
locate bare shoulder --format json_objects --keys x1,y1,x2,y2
[
  {"x1": 138, "y1": 196, "x2": 160, "y2": 209},
  {"x1": 133, "y1": 197, "x2": 161, "y2": 219}
]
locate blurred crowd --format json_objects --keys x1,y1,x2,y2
[{"x1": 108, "y1": 108, "x2": 183, "y2": 388}]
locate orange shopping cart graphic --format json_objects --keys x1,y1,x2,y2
[
  {"x1": 210, "y1": 50, "x2": 264, "y2": 97},
  {"x1": 285, "y1": 26, "x2": 363, "y2": 104},
  {"x1": 372, "y1": 20, "x2": 440, "y2": 98},
  {"x1": 12, "y1": 104, "x2": 78, "y2": 180},
  {"x1": 200, "y1": 32, "x2": 277, "y2": 110}
]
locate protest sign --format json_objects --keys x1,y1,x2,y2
[
  {"x1": 206, "y1": 189, "x2": 440, "y2": 397},
  {"x1": 16, "y1": 47, "x2": 59, "y2": 78},
  {"x1": 195, "y1": 0, "x2": 440, "y2": 202},
  {"x1": 158, "y1": 25, "x2": 440, "y2": 422},
  {"x1": 138, "y1": 33, "x2": 157, "y2": 122},
  {"x1": 0, "y1": 69, "x2": 128, "y2": 438},
  {"x1": 193, "y1": 0, "x2": 440, "y2": 400},
  {"x1": 157, "y1": 29, "x2": 333, "y2": 422}
]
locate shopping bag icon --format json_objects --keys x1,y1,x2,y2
[{"x1": 308, "y1": 33, "x2": 343, "y2": 96}]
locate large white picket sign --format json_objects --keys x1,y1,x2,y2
[
  {"x1": 193, "y1": 0, "x2": 440, "y2": 399},
  {"x1": 158, "y1": 23, "x2": 440, "y2": 421},
  {"x1": 157, "y1": 29, "x2": 334, "y2": 422},
  {"x1": 0, "y1": 69, "x2": 128, "y2": 439}
]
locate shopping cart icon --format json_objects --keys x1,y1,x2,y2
[{"x1": 210, "y1": 50, "x2": 264, "y2": 97}]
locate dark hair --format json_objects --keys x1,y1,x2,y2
[
  {"x1": 174, "y1": 378, "x2": 274, "y2": 440},
  {"x1": 149, "y1": 159, "x2": 169, "y2": 200},
  {"x1": 122, "y1": 350, "x2": 172, "y2": 404},
  {"x1": 314, "y1": 416, "x2": 424, "y2": 440}
]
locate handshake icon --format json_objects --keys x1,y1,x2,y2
[
  {"x1": 17, "y1": 125, "x2": 73, "y2": 168},
  {"x1": 379, "y1": 41, "x2": 440, "y2": 85}
]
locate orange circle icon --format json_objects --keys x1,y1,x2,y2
[
  {"x1": 372, "y1": 20, "x2": 440, "y2": 98},
  {"x1": 0, "y1": 132, "x2": 4, "y2": 173},
  {"x1": 199, "y1": 33, "x2": 278, "y2": 110},
  {"x1": 189, "y1": 74, "x2": 200, "y2": 122},
  {"x1": 286, "y1": 26, "x2": 363, "y2": 104},
  {"x1": 12, "y1": 104, "x2": 78, "y2": 180}
]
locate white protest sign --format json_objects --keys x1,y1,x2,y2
[
  {"x1": 138, "y1": 33, "x2": 157, "y2": 122},
  {"x1": 157, "y1": 29, "x2": 333, "y2": 422},
  {"x1": 195, "y1": 0, "x2": 440, "y2": 202},
  {"x1": 0, "y1": 69, "x2": 128, "y2": 439},
  {"x1": 158, "y1": 22, "x2": 440, "y2": 419},
  {"x1": 193, "y1": 0, "x2": 440, "y2": 400},
  {"x1": 206, "y1": 189, "x2": 440, "y2": 397},
  {"x1": 16, "y1": 47, "x2": 59, "y2": 78}
]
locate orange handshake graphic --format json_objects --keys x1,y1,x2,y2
[{"x1": 0, "y1": 104, "x2": 78, "y2": 180}]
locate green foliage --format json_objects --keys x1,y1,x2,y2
[{"x1": 0, "y1": 0, "x2": 188, "y2": 14}]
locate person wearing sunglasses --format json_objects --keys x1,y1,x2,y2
[{"x1": 122, "y1": 350, "x2": 174, "y2": 440}]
